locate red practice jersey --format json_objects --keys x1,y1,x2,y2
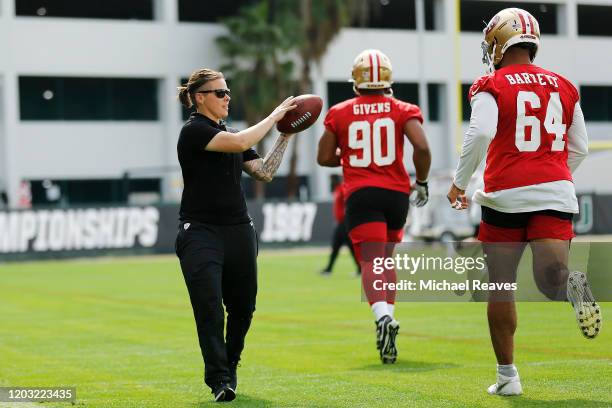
[
  {"x1": 469, "y1": 64, "x2": 580, "y2": 193},
  {"x1": 324, "y1": 94, "x2": 423, "y2": 198}
]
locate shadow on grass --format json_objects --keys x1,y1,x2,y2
[
  {"x1": 505, "y1": 397, "x2": 611, "y2": 408},
  {"x1": 196, "y1": 393, "x2": 274, "y2": 407},
  {"x1": 357, "y1": 360, "x2": 460, "y2": 373}
]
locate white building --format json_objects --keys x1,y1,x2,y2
[{"x1": 1, "y1": 0, "x2": 611, "y2": 207}]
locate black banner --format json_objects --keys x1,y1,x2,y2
[
  {"x1": 1, "y1": 194, "x2": 611, "y2": 261},
  {"x1": 0, "y1": 202, "x2": 335, "y2": 261}
]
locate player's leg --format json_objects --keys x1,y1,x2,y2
[
  {"x1": 349, "y1": 221, "x2": 389, "y2": 312},
  {"x1": 484, "y1": 243, "x2": 524, "y2": 361},
  {"x1": 484, "y1": 242, "x2": 526, "y2": 395},
  {"x1": 221, "y1": 222, "x2": 258, "y2": 395},
  {"x1": 321, "y1": 222, "x2": 344, "y2": 275},
  {"x1": 346, "y1": 188, "x2": 390, "y2": 316},
  {"x1": 479, "y1": 207, "x2": 527, "y2": 396},
  {"x1": 378, "y1": 190, "x2": 410, "y2": 363},
  {"x1": 528, "y1": 213, "x2": 601, "y2": 338},
  {"x1": 176, "y1": 223, "x2": 233, "y2": 400},
  {"x1": 346, "y1": 188, "x2": 396, "y2": 363},
  {"x1": 349, "y1": 220, "x2": 398, "y2": 362},
  {"x1": 375, "y1": 232, "x2": 401, "y2": 363},
  {"x1": 383, "y1": 189, "x2": 410, "y2": 317},
  {"x1": 529, "y1": 238, "x2": 570, "y2": 300}
]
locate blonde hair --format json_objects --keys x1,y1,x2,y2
[{"x1": 177, "y1": 68, "x2": 224, "y2": 109}]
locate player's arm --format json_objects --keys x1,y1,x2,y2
[
  {"x1": 567, "y1": 102, "x2": 588, "y2": 173},
  {"x1": 404, "y1": 119, "x2": 431, "y2": 183},
  {"x1": 317, "y1": 129, "x2": 341, "y2": 167},
  {"x1": 448, "y1": 92, "x2": 498, "y2": 209},
  {"x1": 404, "y1": 118, "x2": 431, "y2": 207},
  {"x1": 242, "y1": 133, "x2": 293, "y2": 182},
  {"x1": 206, "y1": 97, "x2": 295, "y2": 153}
]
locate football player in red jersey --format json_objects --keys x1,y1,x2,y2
[
  {"x1": 447, "y1": 8, "x2": 601, "y2": 396},
  {"x1": 318, "y1": 49, "x2": 431, "y2": 364}
]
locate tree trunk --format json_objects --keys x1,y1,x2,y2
[{"x1": 286, "y1": 0, "x2": 314, "y2": 199}]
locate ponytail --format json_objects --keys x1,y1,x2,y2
[{"x1": 177, "y1": 85, "x2": 192, "y2": 108}]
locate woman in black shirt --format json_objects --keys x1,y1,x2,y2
[{"x1": 175, "y1": 68, "x2": 295, "y2": 402}]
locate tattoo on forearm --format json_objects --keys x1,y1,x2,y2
[{"x1": 244, "y1": 135, "x2": 291, "y2": 182}]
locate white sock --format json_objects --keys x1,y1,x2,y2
[
  {"x1": 371, "y1": 301, "x2": 389, "y2": 321},
  {"x1": 387, "y1": 303, "x2": 395, "y2": 318},
  {"x1": 497, "y1": 364, "x2": 518, "y2": 378}
]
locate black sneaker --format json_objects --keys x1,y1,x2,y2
[
  {"x1": 376, "y1": 315, "x2": 399, "y2": 364},
  {"x1": 211, "y1": 382, "x2": 235, "y2": 402},
  {"x1": 229, "y1": 360, "x2": 240, "y2": 392}
]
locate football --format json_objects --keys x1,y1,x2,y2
[{"x1": 276, "y1": 94, "x2": 323, "y2": 134}]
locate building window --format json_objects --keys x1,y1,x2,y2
[
  {"x1": 461, "y1": 83, "x2": 471, "y2": 122},
  {"x1": 178, "y1": 0, "x2": 257, "y2": 23},
  {"x1": 394, "y1": 83, "x2": 419, "y2": 105},
  {"x1": 19, "y1": 77, "x2": 158, "y2": 121},
  {"x1": 427, "y1": 83, "x2": 441, "y2": 122},
  {"x1": 326, "y1": 81, "x2": 419, "y2": 109},
  {"x1": 578, "y1": 5, "x2": 612, "y2": 37},
  {"x1": 15, "y1": 0, "x2": 154, "y2": 20},
  {"x1": 351, "y1": 0, "x2": 416, "y2": 30},
  {"x1": 580, "y1": 86, "x2": 612, "y2": 121},
  {"x1": 424, "y1": 0, "x2": 435, "y2": 30},
  {"x1": 460, "y1": 1, "x2": 558, "y2": 34},
  {"x1": 326, "y1": 81, "x2": 355, "y2": 109}
]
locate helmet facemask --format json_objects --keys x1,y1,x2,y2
[{"x1": 481, "y1": 40, "x2": 495, "y2": 73}]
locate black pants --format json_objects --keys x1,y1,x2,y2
[
  {"x1": 175, "y1": 220, "x2": 258, "y2": 388},
  {"x1": 324, "y1": 221, "x2": 359, "y2": 273},
  {"x1": 345, "y1": 187, "x2": 410, "y2": 232}
]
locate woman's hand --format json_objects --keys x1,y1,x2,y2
[{"x1": 268, "y1": 96, "x2": 297, "y2": 123}]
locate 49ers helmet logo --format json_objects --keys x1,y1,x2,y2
[{"x1": 485, "y1": 15, "x2": 500, "y2": 35}]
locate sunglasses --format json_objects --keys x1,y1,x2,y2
[{"x1": 196, "y1": 89, "x2": 231, "y2": 99}]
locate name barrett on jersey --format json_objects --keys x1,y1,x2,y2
[{"x1": 504, "y1": 72, "x2": 559, "y2": 87}]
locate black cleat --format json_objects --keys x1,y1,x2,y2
[
  {"x1": 212, "y1": 382, "x2": 235, "y2": 402},
  {"x1": 376, "y1": 315, "x2": 400, "y2": 364}
]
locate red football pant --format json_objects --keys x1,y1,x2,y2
[
  {"x1": 478, "y1": 214, "x2": 574, "y2": 242},
  {"x1": 349, "y1": 222, "x2": 403, "y2": 305}
]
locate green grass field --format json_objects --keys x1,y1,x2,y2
[{"x1": 0, "y1": 250, "x2": 610, "y2": 407}]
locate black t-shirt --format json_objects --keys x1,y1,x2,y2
[{"x1": 178, "y1": 112, "x2": 260, "y2": 225}]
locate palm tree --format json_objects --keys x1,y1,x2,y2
[
  {"x1": 217, "y1": 0, "x2": 375, "y2": 199},
  {"x1": 284, "y1": 0, "x2": 352, "y2": 198},
  {"x1": 282, "y1": 0, "x2": 377, "y2": 198},
  {"x1": 216, "y1": 1, "x2": 298, "y2": 199}
]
